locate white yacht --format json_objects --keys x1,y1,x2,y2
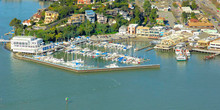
[
  {"x1": 105, "y1": 63, "x2": 119, "y2": 68},
  {"x1": 176, "y1": 54, "x2": 187, "y2": 61}
]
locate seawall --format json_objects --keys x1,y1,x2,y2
[{"x1": 13, "y1": 53, "x2": 160, "y2": 73}]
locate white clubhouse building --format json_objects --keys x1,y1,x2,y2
[{"x1": 11, "y1": 36, "x2": 43, "y2": 53}]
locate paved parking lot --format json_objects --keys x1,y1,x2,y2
[{"x1": 157, "y1": 11, "x2": 176, "y2": 27}]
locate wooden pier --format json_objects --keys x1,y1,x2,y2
[
  {"x1": 135, "y1": 45, "x2": 152, "y2": 51},
  {"x1": 192, "y1": 48, "x2": 220, "y2": 54},
  {"x1": 145, "y1": 47, "x2": 154, "y2": 52},
  {"x1": 192, "y1": 48, "x2": 220, "y2": 60}
]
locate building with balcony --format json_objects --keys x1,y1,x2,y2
[
  {"x1": 96, "y1": 13, "x2": 107, "y2": 24},
  {"x1": 209, "y1": 39, "x2": 220, "y2": 50},
  {"x1": 119, "y1": 25, "x2": 127, "y2": 34},
  {"x1": 127, "y1": 24, "x2": 138, "y2": 34},
  {"x1": 67, "y1": 14, "x2": 85, "y2": 24},
  {"x1": 85, "y1": 10, "x2": 95, "y2": 23},
  {"x1": 11, "y1": 36, "x2": 43, "y2": 53},
  {"x1": 44, "y1": 11, "x2": 59, "y2": 24}
]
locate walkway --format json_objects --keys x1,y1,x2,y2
[
  {"x1": 192, "y1": 48, "x2": 220, "y2": 54},
  {"x1": 0, "y1": 39, "x2": 10, "y2": 43}
]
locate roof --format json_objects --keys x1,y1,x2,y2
[
  {"x1": 156, "y1": 17, "x2": 165, "y2": 20},
  {"x1": 189, "y1": 18, "x2": 199, "y2": 22},
  {"x1": 45, "y1": 11, "x2": 58, "y2": 14},
  {"x1": 33, "y1": 13, "x2": 42, "y2": 18},
  {"x1": 210, "y1": 39, "x2": 220, "y2": 44},
  {"x1": 85, "y1": 10, "x2": 95, "y2": 14},
  {"x1": 136, "y1": 26, "x2": 150, "y2": 30},
  {"x1": 12, "y1": 36, "x2": 42, "y2": 41},
  {"x1": 23, "y1": 19, "x2": 31, "y2": 24},
  {"x1": 119, "y1": 25, "x2": 127, "y2": 29},
  {"x1": 128, "y1": 24, "x2": 138, "y2": 27},
  {"x1": 182, "y1": 7, "x2": 192, "y2": 11},
  {"x1": 188, "y1": 22, "x2": 214, "y2": 27}
]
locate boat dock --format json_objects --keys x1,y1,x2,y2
[
  {"x1": 13, "y1": 53, "x2": 160, "y2": 73},
  {"x1": 192, "y1": 48, "x2": 220, "y2": 60},
  {"x1": 192, "y1": 48, "x2": 220, "y2": 54},
  {"x1": 0, "y1": 39, "x2": 10, "y2": 43},
  {"x1": 145, "y1": 47, "x2": 154, "y2": 52},
  {"x1": 136, "y1": 45, "x2": 152, "y2": 51}
]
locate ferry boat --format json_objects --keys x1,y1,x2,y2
[
  {"x1": 175, "y1": 42, "x2": 186, "y2": 55},
  {"x1": 105, "y1": 63, "x2": 119, "y2": 68},
  {"x1": 176, "y1": 54, "x2": 187, "y2": 61}
]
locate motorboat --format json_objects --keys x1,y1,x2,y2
[
  {"x1": 176, "y1": 54, "x2": 187, "y2": 61},
  {"x1": 105, "y1": 63, "x2": 119, "y2": 68}
]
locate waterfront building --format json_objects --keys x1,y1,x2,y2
[
  {"x1": 209, "y1": 39, "x2": 220, "y2": 50},
  {"x1": 67, "y1": 14, "x2": 85, "y2": 24},
  {"x1": 196, "y1": 36, "x2": 220, "y2": 48},
  {"x1": 181, "y1": 7, "x2": 192, "y2": 13},
  {"x1": 96, "y1": 13, "x2": 107, "y2": 24},
  {"x1": 85, "y1": 10, "x2": 95, "y2": 23},
  {"x1": 44, "y1": 11, "x2": 59, "y2": 24},
  {"x1": 77, "y1": 0, "x2": 93, "y2": 4},
  {"x1": 11, "y1": 36, "x2": 43, "y2": 53},
  {"x1": 136, "y1": 26, "x2": 165, "y2": 39},
  {"x1": 119, "y1": 25, "x2": 127, "y2": 34},
  {"x1": 127, "y1": 24, "x2": 138, "y2": 34},
  {"x1": 22, "y1": 19, "x2": 31, "y2": 26},
  {"x1": 154, "y1": 31, "x2": 192, "y2": 50},
  {"x1": 156, "y1": 17, "x2": 165, "y2": 25}
]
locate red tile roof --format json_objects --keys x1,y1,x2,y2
[{"x1": 188, "y1": 18, "x2": 199, "y2": 23}]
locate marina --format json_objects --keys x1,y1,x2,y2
[
  {"x1": 2, "y1": 0, "x2": 220, "y2": 110},
  {"x1": 14, "y1": 53, "x2": 160, "y2": 73},
  {"x1": 8, "y1": 35, "x2": 159, "y2": 72}
]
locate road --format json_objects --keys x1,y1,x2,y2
[{"x1": 195, "y1": 0, "x2": 220, "y2": 32}]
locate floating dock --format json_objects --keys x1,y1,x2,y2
[
  {"x1": 192, "y1": 48, "x2": 220, "y2": 54},
  {"x1": 136, "y1": 45, "x2": 152, "y2": 51},
  {"x1": 13, "y1": 53, "x2": 160, "y2": 73}
]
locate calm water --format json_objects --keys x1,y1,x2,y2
[{"x1": 1, "y1": 1, "x2": 220, "y2": 110}]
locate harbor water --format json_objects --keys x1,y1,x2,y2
[{"x1": 1, "y1": 0, "x2": 220, "y2": 110}]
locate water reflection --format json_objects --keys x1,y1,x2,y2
[
  {"x1": 176, "y1": 61, "x2": 187, "y2": 68},
  {"x1": 155, "y1": 51, "x2": 175, "y2": 59}
]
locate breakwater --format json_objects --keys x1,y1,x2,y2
[{"x1": 13, "y1": 53, "x2": 160, "y2": 73}]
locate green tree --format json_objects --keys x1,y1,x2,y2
[
  {"x1": 55, "y1": 33, "x2": 62, "y2": 42},
  {"x1": 144, "y1": 17, "x2": 148, "y2": 25},
  {"x1": 9, "y1": 18, "x2": 21, "y2": 27},
  {"x1": 149, "y1": 8, "x2": 157, "y2": 23},
  {"x1": 190, "y1": 12, "x2": 197, "y2": 19},
  {"x1": 191, "y1": 0, "x2": 198, "y2": 10},
  {"x1": 182, "y1": 12, "x2": 188, "y2": 23},
  {"x1": 85, "y1": 20, "x2": 94, "y2": 35},
  {"x1": 172, "y1": 2, "x2": 178, "y2": 8},
  {"x1": 143, "y1": 0, "x2": 151, "y2": 17},
  {"x1": 182, "y1": 0, "x2": 190, "y2": 7},
  {"x1": 134, "y1": 7, "x2": 141, "y2": 24}
]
